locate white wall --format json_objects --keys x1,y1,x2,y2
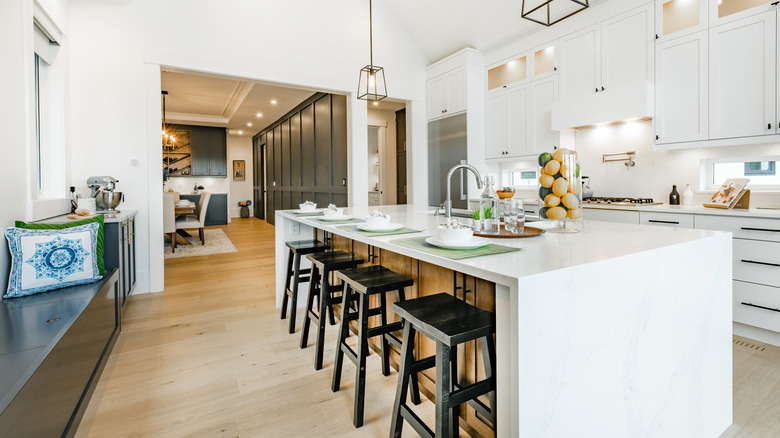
[
  {"x1": 367, "y1": 108, "x2": 398, "y2": 204},
  {"x1": 227, "y1": 135, "x2": 254, "y2": 217},
  {"x1": 66, "y1": 0, "x2": 428, "y2": 293}
]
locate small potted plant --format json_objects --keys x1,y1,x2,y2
[
  {"x1": 471, "y1": 208, "x2": 482, "y2": 232},
  {"x1": 238, "y1": 200, "x2": 252, "y2": 218}
]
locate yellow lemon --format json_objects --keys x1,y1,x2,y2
[
  {"x1": 547, "y1": 206, "x2": 567, "y2": 220},
  {"x1": 567, "y1": 207, "x2": 582, "y2": 220},
  {"x1": 552, "y1": 177, "x2": 569, "y2": 197},
  {"x1": 552, "y1": 148, "x2": 572, "y2": 162},
  {"x1": 539, "y1": 174, "x2": 554, "y2": 188},
  {"x1": 544, "y1": 159, "x2": 561, "y2": 176},
  {"x1": 544, "y1": 194, "x2": 561, "y2": 207},
  {"x1": 562, "y1": 192, "x2": 580, "y2": 209}
]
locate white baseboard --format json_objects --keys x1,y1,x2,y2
[{"x1": 733, "y1": 322, "x2": 780, "y2": 348}]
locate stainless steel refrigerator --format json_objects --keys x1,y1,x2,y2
[{"x1": 428, "y1": 113, "x2": 468, "y2": 209}]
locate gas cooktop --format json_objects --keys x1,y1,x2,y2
[{"x1": 582, "y1": 197, "x2": 662, "y2": 206}]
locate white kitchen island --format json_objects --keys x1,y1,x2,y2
[{"x1": 275, "y1": 205, "x2": 733, "y2": 437}]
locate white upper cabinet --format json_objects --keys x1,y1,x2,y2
[
  {"x1": 485, "y1": 91, "x2": 505, "y2": 159},
  {"x1": 559, "y1": 25, "x2": 601, "y2": 99},
  {"x1": 531, "y1": 42, "x2": 558, "y2": 80},
  {"x1": 656, "y1": 0, "x2": 708, "y2": 43},
  {"x1": 485, "y1": 84, "x2": 530, "y2": 159},
  {"x1": 560, "y1": 4, "x2": 653, "y2": 99},
  {"x1": 530, "y1": 76, "x2": 560, "y2": 153},
  {"x1": 426, "y1": 67, "x2": 467, "y2": 121},
  {"x1": 655, "y1": 31, "x2": 709, "y2": 144},
  {"x1": 710, "y1": 0, "x2": 778, "y2": 27},
  {"x1": 487, "y1": 54, "x2": 529, "y2": 90},
  {"x1": 709, "y1": 11, "x2": 776, "y2": 139}
]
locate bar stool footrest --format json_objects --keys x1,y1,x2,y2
[
  {"x1": 450, "y1": 380, "x2": 493, "y2": 409},
  {"x1": 400, "y1": 405, "x2": 435, "y2": 438}
]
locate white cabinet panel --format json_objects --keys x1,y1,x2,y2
[
  {"x1": 426, "y1": 67, "x2": 468, "y2": 121},
  {"x1": 733, "y1": 238, "x2": 780, "y2": 286},
  {"x1": 486, "y1": 91, "x2": 505, "y2": 159},
  {"x1": 709, "y1": 11, "x2": 776, "y2": 139},
  {"x1": 583, "y1": 208, "x2": 640, "y2": 224},
  {"x1": 559, "y1": 25, "x2": 601, "y2": 99},
  {"x1": 507, "y1": 85, "x2": 530, "y2": 156},
  {"x1": 639, "y1": 211, "x2": 695, "y2": 228},
  {"x1": 447, "y1": 68, "x2": 467, "y2": 115},
  {"x1": 530, "y1": 76, "x2": 559, "y2": 153},
  {"x1": 734, "y1": 280, "x2": 780, "y2": 333},
  {"x1": 695, "y1": 214, "x2": 780, "y2": 242},
  {"x1": 655, "y1": 31, "x2": 709, "y2": 144},
  {"x1": 426, "y1": 76, "x2": 446, "y2": 120},
  {"x1": 602, "y1": 5, "x2": 654, "y2": 91}
]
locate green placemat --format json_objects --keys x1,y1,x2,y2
[
  {"x1": 390, "y1": 236, "x2": 521, "y2": 260},
  {"x1": 317, "y1": 218, "x2": 364, "y2": 224},
  {"x1": 336, "y1": 224, "x2": 423, "y2": 237},
  {"x1": 292, "y1": 211, "x2": 323, "y2": 216}
]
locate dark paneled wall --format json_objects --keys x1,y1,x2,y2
[{"x1": 255, "y1": 93, "x2": 348, "y2": 225}]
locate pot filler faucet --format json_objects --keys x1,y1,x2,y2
[{"x1": 444, "y1": 163, "x2": 483, "y2": 219}]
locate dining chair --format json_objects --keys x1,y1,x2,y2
[
  {"x1": 163, "y1": 193, "x2": 177, "y2": 252},
  {"x1": 176, "y1": 192, "x2": 211, "y2": 245}
]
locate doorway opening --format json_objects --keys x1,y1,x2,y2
[{"x1": 367, "y1": 100, "x2": 407, "y2": 205}]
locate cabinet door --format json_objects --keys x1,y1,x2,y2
[
  {"x1": 506, "y1": 85, "x2": 530, "y2": 157},
  {"x1": 531, "y1": 42, "x2": 558, "y2": 80},
  {"x1": 446, "y1": 68, "x2": 467, "y2": 115},
  {"x1": 559, "y1": 25, "x2": 601, "y2": 99},
  {"x1": 485, "y1": 91, "x2": 505, "y2": 159},
  {"x1": 602, "y1": 5, "x2": 653, "y2": 91},
  {"x1": 655, "y1": 31, "x2": 709, "y2": 144},
  {"x1": 710, "y1": 0, "x2": 778, "y2": 28},
  {"x1": 426, "y1": 76, "x2": 446, "y2": 120},
  {"x1": 530, "y1": 76, "x2": 559, "y2": 154},
  {"x1": 209, "y1": 128, "x2": 227, "y2": 176},
  {"x1": 709, "y1": 12, "x2": 776, "y2": 140},
  {"x1": 656, "y1": 0, "x2": 708, "y2": 43},
  {"x1": 190, "y1": 129, "x2": 211, "y2": 176}
]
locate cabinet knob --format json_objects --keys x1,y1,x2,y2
[
  {"x1": 656, "y1": 135, "x2": 660, "y2": 141},
  {"x1": 655, "y1": 34, "x2": 659, "y2": 40},
  {"x1": 769, "y1": 123, "x2": 773, "y2": 130},
  {"x1": 554, "y1": 66, "x2": 557, "y2": 71},
  {"x1": 595, "y1": 88, "x2": 599, "y2": 93},
  {"x1": 441, "y1": 109, "x2": 445, "y2": 113},
  {"x1": 601, "y1": 86, "x2": 605, "y2": 92}
]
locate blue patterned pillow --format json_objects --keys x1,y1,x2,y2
[{"x1": 4, "y1": 223, "x2": 102, "y2": 298}]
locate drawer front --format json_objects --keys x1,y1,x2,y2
[
  {"x1": 639, "y1": 211, "x2": 694, "y2": 228},
  {"x1": 695, "y1": 214, "x2": 780, "y2": 242},
  {"x1": 583, "y1": 208, "x2": 639, "y2": 224},
  {"x1": 733, "y1": 239, "x2": 780, "y2": 287},
  {"x1": 734, "y1": 280, "x2": 780, "y2": 333}
]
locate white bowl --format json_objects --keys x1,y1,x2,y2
[
  {"x1": 438, "y1": 226, "x2": 473, "y2": 243},
  {"x1": 365, "y1": 215, "x2": 390, "y2": 227},
  {"x1": 299, "y1": 203, "x2": 317, "y2": 212},
  {"x1": 323, "y1": 208, "x2": 344, "y2": 218}
]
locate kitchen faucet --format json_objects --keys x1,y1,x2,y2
[{"x1": 444, "y1": 163, "x2": 483, "y2": 219}]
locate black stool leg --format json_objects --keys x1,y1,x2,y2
[
  {"x1": 435, "y1": 341, "x2": 452, "y2": 438},
  {"x1": 353, "y1": 292, "x2": 371, "y2": 427},
  {"x1": 481, "y1": 335, "x2": 497, "y2": 425},
  {"x1": 300, "y1": 264, "x2": 319, "y2": 349},
  {"x1": 327, "y1": 275, "x2": 338, "y2": 326},
  {"x1": 332, "y1": 283, "x2": 352, "y2": 392},
  {"x1": 390, "y1": 322, "x2": 416, "y2": 438},
  {"x1": 450, "y1": 344, "x2": 459, "y2": 435},
  {"x1": 380, "y1": 291, "x2": 391, "y2": 376},
  {"x1": 314, "y1": 267, "x2": 331, "y2": 370},
  {"x1": 281, "y1": 248, "x2": 293, "y2": 320},
  {"x1": 288, "y1": 253, "x2": 301, "y2": 334}
]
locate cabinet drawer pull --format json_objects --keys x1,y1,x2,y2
[
  {"x1": 740, "y1": 259, "x2": 780, "y2": 268},
  {"x1": 740, "y1": 227, "x2": 780, "y2": 233},
  {"x1": 648, "y1": 219, "x2": 680, "y2": 225},
  {"x1": 741, "y1": 302, "x2": 780, "y2": 313},
  {"x1": 769, "y1": 123, "x2": 773, "y2": 130}
]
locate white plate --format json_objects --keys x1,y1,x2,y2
[
  {"x1": 320, "y1": 215, "x2": 353, "y2": 221},
  {"x1": 356, "y1": 223, "x2": 405, "y2": 232},
  {"x1": 425, "y1": 236, "x2": 490, "y2": 250}
]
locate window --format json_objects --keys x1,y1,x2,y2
[
  {"x1": 703, "y1": 156, "x2": 780, "y2": 190},
  {"x1": 510, "y1": 170, "x2": 538, "y2": 186}
]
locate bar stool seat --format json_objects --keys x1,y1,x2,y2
[
  {"x1": 300, "y1": 250, "x2": 363, "y2": 370},
  {"x1": 331, "y1": 265, "x2": 419, "y2": 428},
  {"x1": 390, "y1": 293, "x2": 496, "y2": 438},
  {"x1": 280, "y1": 240, "x2": 329, "y2": 334}
]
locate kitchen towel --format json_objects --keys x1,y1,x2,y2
[
  {"x1": 336, "y1": 224, "x2": 422, "y2": 237},
  {"x1": 390, "y1": 236, "x2": 521, "y2": 260}
]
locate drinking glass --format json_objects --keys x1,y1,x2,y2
[{"x1": 505, "y1": 199, "x2": 525, "y2": 234}]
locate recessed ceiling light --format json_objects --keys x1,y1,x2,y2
[
  {"x1": 270, "y1": 99, "x2": 278, "y2": 105},
  {"x1": 256, "y1": 113, "x2": 263, "y2": 118},
  {"x1": 238, "y1": 130, "x2": 243, "y2": 135},
  {"x1": 373, "y1": 102, "x2": 379, "y2": 106},
  {"x1": 247, "y1": 122, "x2": 253, "y2": 127}
]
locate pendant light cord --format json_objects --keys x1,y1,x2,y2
[{"x1": 369, "y1": 0, "x2": 373, "y2": 67}]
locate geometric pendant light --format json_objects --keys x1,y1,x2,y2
[
  {"x1": 522, "y1": 0, "x2": 589, "y2": 27},
  {"x1": 357, "y1": 0, "x2": 387, "y2": 101}
]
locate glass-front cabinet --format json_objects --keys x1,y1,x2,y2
[
  {"x1": 711, "y1": 0, "x2": 778, "y2": 26},
  {"x1": 655, "y1": 0, "x2": 708, "y2": 42},
  {"x1": 532, "y1": 43, "x2": 557, "y2": 79},
  {"x1": 487, "y1": 54, "x2": 528, "y2": 90}
]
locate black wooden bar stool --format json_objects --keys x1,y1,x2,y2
[
  {"x1": 300, "y1": 250, "x2": 363, "y2": 370},
  {"x1": 331, "y1": 265, "x2": 421, "y2": 428},
  {"x1": 280, "y1": 240, "x2": 329, "y2": 334},
  {"x1": 390, "y1": 293, "x2": 496, "y2": 438}
]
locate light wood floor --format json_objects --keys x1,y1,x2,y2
[{"x1": 75, "y1": 218, "x2": 780, "y2": 437}]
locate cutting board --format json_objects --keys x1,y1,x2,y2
[{"x1": 67, "y1": 213, "x2": 97, "y2": 219}]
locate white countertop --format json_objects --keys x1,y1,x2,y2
[
  {"x1": 38, "y1": 209, "x2": 138, "y2": 224},
  {"x1": 279, "y1": 204, "x2": 724, "y2": 287},
  {"x1": 582, "y1": 202, "x2": 780, "y2": 219}
]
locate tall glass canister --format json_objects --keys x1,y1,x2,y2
[
  {"x1": 538, "y1": 149, "x2": 582, "y2": 232},
  {"x1": 480, "y1": 176, "x2": 500, "y2": 234}
]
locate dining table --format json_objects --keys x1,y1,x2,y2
[{"x1": 174, "y1": 200, "x2": 196, "y2": 245}]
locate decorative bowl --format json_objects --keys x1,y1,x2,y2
[
  {"x1": 299, "y1": 203, "x2": 317, "y2": 212},
  {"x1": 438, "y1": 226, "x2": 473, "y2": 243},
  {"x1": 323, "y1": 208, "x2": 344, "y2": 218},
  {"x1": 496, "y1": 191, "x2": 515, "y2": 199},
  {"x1": 365, "y1": 215, "x2": 391, "y2": 227}
]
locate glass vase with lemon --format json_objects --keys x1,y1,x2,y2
[{"x1": 538, "y1": 149, "x2": 582, "y2": 233}]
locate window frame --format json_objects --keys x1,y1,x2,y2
[{"x1": 701, "y1": 155, "x2": 780, "y2": 191}]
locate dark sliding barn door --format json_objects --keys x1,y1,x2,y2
[{"x1": 256, "y1": 93, "x2": 348, "y2": 226}]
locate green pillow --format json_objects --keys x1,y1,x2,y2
[{"x1": 15, "y1": 215, "x2": 106, "y2": 275}]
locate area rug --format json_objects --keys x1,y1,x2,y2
[{"x1": 164, "y1": 229, "x2": 237, "y2": 259}]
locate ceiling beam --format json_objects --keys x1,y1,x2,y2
[{"x1": 221, "y1": 81, "x2": 254, "y2": 120}]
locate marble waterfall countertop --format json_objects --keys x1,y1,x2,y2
[{"x1": 275, "y1": 205, "x2": 733, "y2": 437}]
